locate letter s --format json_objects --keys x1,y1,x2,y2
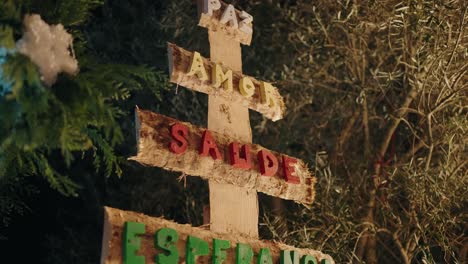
[{"x1": 169, "y1": 123, "x2": 188, "y2": 154}]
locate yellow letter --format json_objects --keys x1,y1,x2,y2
[
  {"x1": 259, "y1": 82, "x2": 277, "y2": 107},
  {"x1": 239, "y1": 77, "x2": 255, "y2": 98},
  {"x1": 187, "y1": 52, "x2": 208, "y2": 81},
  {"x1": 212, "y1": 64, "x2": 233, "y2": 92}
]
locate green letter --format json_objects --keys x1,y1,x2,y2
[
  {"x1": 123, "y1": 222, "x2": 145, "y2": 264},
  {"x1": 257, "y1": 248, "x2": 273, "y2": 264},
  {"x1": 213, "y1": 239, "x2": 230, "y2": 264},
  {"x1": 300, "y1": 255, "x2": 317, "y2": 264},
  {"x1": 236, "y1": 243, "x2": 253, "y2": 264},
  {"x1": 154, "y1": 228, "x2": 179, "y2": 264},
  {"x1": 186, "y1": 235, "x2": 209, "y2": 264},
  {"x1": 320, "y1": 259, "x2": 331, "y2": 264},
  {"x1": 280, "y1": 250, "x2": 299, "y2": 264}
]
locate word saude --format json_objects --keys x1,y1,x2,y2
[{"x1": 169, "y1": 122, "x2": 300, "y2": 184}]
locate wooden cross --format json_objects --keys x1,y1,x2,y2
[
  {"x1": 100, "y1": 1, "x2": 335, "y2": 263},
  {"x1": 133, "y1": 0, "x2": 315, "y2": 236},
  {"x1": 202, "y1": 1, "x2": 260, "y2": 238}
]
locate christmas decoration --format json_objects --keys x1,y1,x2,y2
[{"x1": 16, "y1": 14, "x2": 78, "y2": 86}]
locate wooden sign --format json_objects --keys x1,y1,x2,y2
[
  {"x1": 130, "y1": 108, "x2": 315, "y2": 205},
  {"x1": 197, "y1": 0, "x2": 253, "y2": 45},
  {"x1": 101, "y1": 207, "x2": 335, "y2": 264},
  {"x1": 101, "y1": 0, "x2": 335, "y2": 263},
  {"x1": 167, "y1": 43, "x2": 285, "y2": 121}
]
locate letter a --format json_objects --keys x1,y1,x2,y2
[
  {"x1": 199, "y1": 130, "x2": 222, "y2": 160},
  {"x1": 187, "y1": 51, "x2": 208, "y2": 81},
  {"x1": 220, "y1": 4, "x2": 238, "y2": 28}
]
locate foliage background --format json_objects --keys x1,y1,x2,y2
[{"x1": 0, "y1": 0, "x2": 466, "y2": 263}]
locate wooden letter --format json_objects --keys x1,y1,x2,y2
[
  {"x1": 169, "y1": 123, "x2": 188, "y2": 154},
  {"x1": 280, "y1": 250, "x2": 300, "y2": 264},
  {"x1": 212, "y1": 64, "x2": 233, "y2": 92},
  {"x1": 260, "y1": 82, "x2": 277, "y2": 107},
  {"x1": 229, "y1": 142, "x2": 252, "y2": 169},
  {"x1": 199, "y1": 130, "x2": 222, "y2": 160},
  {"x1": 282, "y1": 156, "x2": 300, "y2": 184},
  {"x1": 239, "y1": 76, "x2": 255, "y2": 98},
  {"x1": 155, "y1": 228, "x2": 179, "y2": 264},
  {"x1": 300, "y1": 255, "x2": 318, "y2": 264},
  {"x1": 102, "y1": 207, "x2": 335, "y2": 264},
  {"x1": 258, "y1": 248, "x2": 273, "y2": 264},
  {"x1": 123, "y1": 222, "x2": 145, "y2": 264},
  {"x1": 186, "y1": 236, "x2": 209, "y2": 264},
  {"x1": 236, "y1": 243, "x2": 254, "y2": 264},
  {"x1": 220, "y1": 4, "x2": 238, "y2": 28},
  {"x1": 213, "y1": 239, "x2": 230, "y2": 264},
  {"x1": 258, "y1": 150, "x2": 278, "y2": 176},
  {"x1": 202, "y1": 0, "x2": 221, "y2": 16},
  {"x1": 187, "y1": 51, "x2": 208, "y2": 81},
  {"x1": 239, "y1": 11, "x2": 253, "y2": 34}
]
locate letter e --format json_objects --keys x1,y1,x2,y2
[{"x1": 282, "y1": 156, "x2": 300, "y2": 184}]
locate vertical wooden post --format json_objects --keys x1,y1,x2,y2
[{"x1": 206, "y1": 31, "x2": 259, "y2": 238}]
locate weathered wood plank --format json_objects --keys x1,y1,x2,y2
[
  {"x1": 167, "y1": 43, "x2": 285, "y2": 121},
  {"x1": 197, "y1": 0, "x2": 253, "y2": 45},
  {"x1": 100, "y1": 206, "x2": 334, "y2": 264},
  {"x1": 129, "y1": 108, "x2": 316, "y2": 205},
  {"x1": 206, "y1": 29, "x2": 259, "y2": 238}
]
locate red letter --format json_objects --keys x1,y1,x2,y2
[
  {"x1": 169, "y1": 123, "x2": 188, "y2": 154},
  {"x1": 257, "y1": 150, "x2": 278, "y2": 176},
  {"x1": 229, "y1": 142, "x2": 252, "y2": 169},
  {"x1": 199, "y1": 130, "x2": 222, "y2": 160},
  {"x1": 282, "y1": 156, "x2": 300, "y2": 183}
]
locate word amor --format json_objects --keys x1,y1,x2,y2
[{"x1": 187, "y1": 51, "x2": 278, "y2": 108}]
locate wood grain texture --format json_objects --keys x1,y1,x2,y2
[
  {"x1": 100, "y1": 207, "x2": 335, "y2": 264},
  {"x1": 129, "y1": 109, "x2": 316, "y2": 205},
  {"x1": 197, "y1": 0, "x2": 253, "y2": 45},
  {"x1": 167, "y1": 43, "x2": 285, "y2": 122},
  {"x1": 206, "y1": 29, "x2": 259, "y2": 238}
]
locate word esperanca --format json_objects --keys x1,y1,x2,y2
[{"x1": 123, "y1": 223, "x2": 330, "y2": 264}]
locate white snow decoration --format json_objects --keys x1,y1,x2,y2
[{"x1": 16, "y1": 14, "x2": 78, "y2": 86}]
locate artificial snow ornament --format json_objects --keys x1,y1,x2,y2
[{"x1": 16, "y1": 14, "x2": 78, "y2": 86}]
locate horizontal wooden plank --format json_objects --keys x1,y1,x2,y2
[
  {"x1": 129, "y1": 109, "x2": 315, "y2": 205},
  {"x1": 101, "y1": 206, "x2": 335, "y2": 264},
  {"x1": 197, "y1": 0, "x2": 253, "y2": 45},
  {"x1": 167, "y1": 43, "x2": 285, "y2": 121}
]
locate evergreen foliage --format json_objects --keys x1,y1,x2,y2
[
  {"x1": 0, "y1": 0, "x2": 168, "y2": 231},
  {"x1": 0, "y1": 0, "x2": 466, "y2": 263}
]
